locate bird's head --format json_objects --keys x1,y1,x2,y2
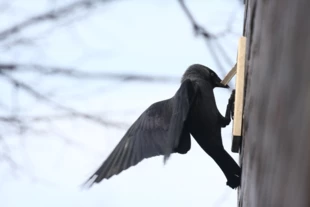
[{"x1": 181, "y1": 64, "x2": 229, "y2": 89}]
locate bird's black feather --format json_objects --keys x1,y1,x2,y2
[{"x1": 83, "y1": 79, "x2": 195, "y2": 187}]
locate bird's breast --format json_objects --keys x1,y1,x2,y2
[{"x1": 187, "y1": 96, "x2": 220, "y2": 136}]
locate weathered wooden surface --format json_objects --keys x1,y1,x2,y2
[
  {"x1": 239, "y1": 0, "x2": 310, "y2": 206},
  {"x1": 221, "y1": 64, "x2": 236, "y2": 86},
  {"x1": 232, "y1": 37, "x2": 246, "y2": 153}
]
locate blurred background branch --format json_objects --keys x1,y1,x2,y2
[
  {"x1": 0, "y1": 0, "x2": 112, "y2": 42},
  {"x1": 0, "y1": 63, "x2": 179, "y2": 82},
  {"x1": 178, "y1": 0, "x2": 242, "y2": 89}
]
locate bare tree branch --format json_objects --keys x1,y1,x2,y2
[
  {"x1": 0, "y1": 72, "x2": 127, "y2": 128},
  {"x1": 0, "y1": 0, "x2": 111, "y2": 42},
  {"x1": 178, "y1": 0, "x2": 238, "y2": 39},
  {"x1": 0, "y1": 113, "x2": 128, "y2": 127},
  {"x1": 178, "y1": 0, "x2": 239, "y2": 90},
  {"x1": 0, "y1": 135, "x2": 19, "y2": 172},
  {"x1": 0, "y1": 63, "x2": 179, "y2": 83},
  {"x1": 178, "y1": 0, "x2": 212, "y2": 38}
]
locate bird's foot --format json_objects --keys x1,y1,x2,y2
[
  {"x1": 229, "y1": 89, "x2": 235, "y2": 119},
  {"x1": 226, "y1": 174, "x2": 241, "y2": 189}
]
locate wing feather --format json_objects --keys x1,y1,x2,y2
[{"x1": 83, "y1": 79, "x2": 196, "y2": 187}]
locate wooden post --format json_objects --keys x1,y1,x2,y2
[{"x1": 238, "y1": 0, "x2": 310, "y2": 206}]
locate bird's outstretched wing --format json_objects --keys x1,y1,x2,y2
[{"x1": 83, "y1": 79, "x2": 196, "y2": 187}]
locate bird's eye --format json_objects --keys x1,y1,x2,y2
[{"x1": 211, "y1": 73, "x2": 214, "y2": 76}]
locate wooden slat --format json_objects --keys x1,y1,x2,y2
[
  {"x1": 221, "y1": 63, "x2": 237, "y2": 86},
  {"x1": 231, "y1": 36, "x2": 246, "y2": 153}
]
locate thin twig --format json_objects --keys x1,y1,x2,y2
[
  {"x1": 178, "y1": 0, "x2": 238, "y2": 39},
  {"x1": 0, "y1": 63, "x2": 179, "y2": 83},
  {"x1": 178, "y1": 0, "x2": 237, "y2": 90},
  {"x1": 0, "y1": 114, "x2": 129, "y2": 128},
  {"x1": 0, "y1": 0, "x2": 111, "y2": 42},
  {"x1": 0, "y1": 72, "x2": 127, "y2": 128}
]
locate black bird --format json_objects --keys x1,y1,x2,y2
[{"x1": 84, "y1": 64, "x2": 241, "y2": 189}]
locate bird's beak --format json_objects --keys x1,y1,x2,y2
[{"x1": 216, "y1": 81, "x2": 230, "y2": 88}]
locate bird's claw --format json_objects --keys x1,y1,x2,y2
[
  {"x1": 226, "y1": 174, "x2": 241, "y2": 189},
  {"x1": 229, "y1": 89, "x2": 235, "y2": 103},
  {"x1": 229, "y1": 89, "x2": 235, "y2": 119}
]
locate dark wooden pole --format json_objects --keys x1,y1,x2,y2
[{"x1": 239, "y1": 0, "x2": 310, "y2": 206}]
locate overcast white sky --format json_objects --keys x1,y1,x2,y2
[{"x1": 0, "y1": 0, "x2": 244, "y2": 206}]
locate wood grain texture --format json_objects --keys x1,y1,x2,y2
[
  {"x1": 233, "y1": 37, "x2": 246, "y2": 138},
  {"x1": 238, "y1": 0, "x2": 310, "y2": 206},
  {"x1": 221, "y1": 64, "x2": 236, "y2": 86}
]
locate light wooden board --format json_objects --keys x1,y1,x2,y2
[
  {"x1": 231, "y1": 36, "x2": 246, "y2": 153},
  {"x1": 221, "y1": 63, "x2": 237, "y2": 86}
]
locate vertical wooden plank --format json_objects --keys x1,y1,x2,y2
[{"x1": 231, "y1": 36, "x2": 246, "y2": 153}]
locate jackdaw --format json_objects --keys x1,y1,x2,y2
[{"x1": 84, "y1": 64, "x2": 241, "y2": 189}]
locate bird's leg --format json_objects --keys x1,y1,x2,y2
[
  {"x1": 220, "y1": 90, "x2": 235, "y2": 127},
  {"x1": 203, "y1": 142, "x2": 241, "y2": 189},
  {"x1": 229, "y1": 89, "x2": 235, "y2": 120}
]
